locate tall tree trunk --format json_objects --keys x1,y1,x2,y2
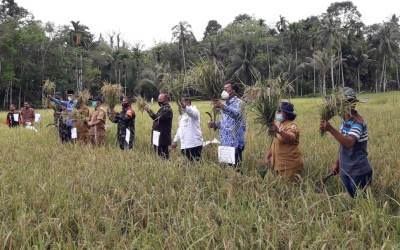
[
  {"x1": 339, "y1": 42, "x2": 345, "y2": 87},
  {"x1": 357, "y1": 67, "x2": 361, "y2": 93},
  {"x1": 396, "y1": 66, "x2": 400, "y2": 90},
  {"x1": 375, "y1": 68, "x2": 378, "y2": 93},
  {"x1": 18, "y1": 85, "x2": 22, "y2": 109},
  {"x1": 266, "y1": 41, "x2": 272, "y2": 79},
  {"x1": 313, "y1": 62, "x2": 316, "y2": 96},
  {"x1": 9, "y1": 81, "x2": 13, "y2": 106},
  {"x1": 380, "y1": 55, "x2": 386, "y2": 92},
  {"x1": 323, "y1": 73, "x2": 326, "y2": 96},
  {"x1": 330, "y1": 55, "x2": 335, "y2": 90},
  {"x1": 181, "y1": 44, "x2": 186, "y2": 74}
]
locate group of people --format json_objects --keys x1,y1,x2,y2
[
  {"x1": 4, "y1": 83, "x2": 373, "y2": 198},
  {"x1": 6, "y1": 102, "x2": 36, "y2": 128}
]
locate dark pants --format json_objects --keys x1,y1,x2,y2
[
  {"x1": 340, "y1": 171, "x2": 373, "y2": 198},
  {"x1": 154, "y1": 145, "x2": 169, "y2": 159},
  {"x1": 226, "y1": 146, "x2": 244, "y2": 171},
  {"x1": 60, "y1": 124, "x2": 72, "y2": 143},
  {"x1": 181, "y1": 146, "x2": 202, "y2": 161},
  {"x1": 235, "y1": 146, "x2": 244, "y2": 166}
]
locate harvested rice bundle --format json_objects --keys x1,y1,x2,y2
[
  {"x1": 245, "y1": 79, "x2": 281, "y2": 135},
  {"x1": 76, "y1": 89, "x2": 91, "y2": 108},
  {"x1": 319, "y1": 87, "x2": 349, "y2": 136},
  {"x1": 191, "y1": 59, "x2": 225, "y2": 100},
  {"x1": 42, "y1": 79, "x2": 56, "y2": 108},
  {"x1": 101, "y1": 82, "x2": 122, "y2": 109},
  {"x1": 43, "y1": 79, "x2": 56, "y2": 94},
  {"x1": 136, "y1": 96, "x2": 148, "y2": 113}
]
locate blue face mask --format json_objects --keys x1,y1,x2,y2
[{"x1": 275, "y1": 113, "x2": 285, "y2": 122}]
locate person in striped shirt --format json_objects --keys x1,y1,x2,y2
[{"x1": 320, "y1": 87, "x2": 373, "y2": 198}]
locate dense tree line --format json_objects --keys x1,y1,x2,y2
[{"x1": 0, "y1": 0, "x2": 399, "y2": 108}]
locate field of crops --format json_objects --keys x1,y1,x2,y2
[{"x1": 0, "y1": 92, "x2": 399, "y2": 249}]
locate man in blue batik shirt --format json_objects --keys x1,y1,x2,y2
[
  {"x1": 209, "y1": 82, "x2": 246, "y2": 167},
  {"x1": 320, "y1": 87, "x2": 373, "y2": 198},
  {"x1": 48, "y1": 90, "x2": 77, "y2": 142}
]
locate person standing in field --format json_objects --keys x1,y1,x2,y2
[
  {"x1": 262, "y1": 101, "x2": 304, "y2": 180},
  {"x1": 20, "y1": 102, "x2": 35, "y2": 127},
  {"x1": 48, "y1": 90, "x2": 77, "y2": 143},
  {"x1": 6, "y1": 104, "x2": 21, "y2": 128},
  {"x1": 88, "y1": 97, "x2": 107, "y2": 146},
  {"x1": 108, "y1": 96, "x2": 136, "y2": 150},
  {"x1": 171, "y1": 95, "x2": 203, "y2": 161},
  {"x1": 209, "y1": 82, "x2": 246, "y2": 168},
  {"x1": 144, "y1": 93, "x2": 173, "y2": 159},
  {"x1": 320, "y1": 87, "x2": 373, "y2": 198},
  {"x1": 74, "y1": 97, "x2": 91, "y2": 144}
]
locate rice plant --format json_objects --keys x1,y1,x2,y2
[
  {"x1": 101, "y1": 82, "x2": 122, "y2": 109},
  {"x1": 190, "y1": 58, "x2": 225, "y2": 100},
  {"x1": 244, "y1": 79, "x2": 281, "y2": 134}
]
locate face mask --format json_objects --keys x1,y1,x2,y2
[
  {"x1": 221, "y1": 90, "x2": 229, "y2": 100},
  {"x1": 68, "y1": 97, "x2": 73, "y2": 101},
  {"x1": 122, "y1": 103, "x2": 129, "y2": 109},
  {"x1": 275, "y1": 113, "x2": 285, "y2": 122},
  {"x1": 158, "y1": 101, "x2": 164, "y2": 107}
]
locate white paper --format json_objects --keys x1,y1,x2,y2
[
  {"x1": 203, "y1": 138, "x2": 220, "y2": 147},
  {"x1": 152, "y1": 131, "x2": 160, "y2": 146},
  {"x1": 71, "y1": 128, "x2": 77, "y2": 139},
  {"x1": 125, "y1": 129, "x2": 130, "y2": 144},
  {"x1": 218, "y1": 146, "x2": 236, "y2": 164},
  {"x1": 35, "y1": 113, "x2": 41, "y2": 123},
  {"x1": 13, "y1": 113, "x2": 19, "y2": 122}
]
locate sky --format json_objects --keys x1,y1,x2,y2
[{"x1": 16, "y1": 0, "x2": 400, "y2": 49}]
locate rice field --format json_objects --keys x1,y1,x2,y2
[{"x1": 0, "y1": 92, "x2": 399, "y2": 249}]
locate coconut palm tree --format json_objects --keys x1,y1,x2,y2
[{"x1": 172, "y1": 21, "x2": 195, "y2": 73}]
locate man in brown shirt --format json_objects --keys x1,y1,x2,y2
[
  {"x1": 20, "y1": 102, "x2": 35, "y2": 127},
  {"x1": 88, "y1": 97, "x2": 107, "y2": 146}
]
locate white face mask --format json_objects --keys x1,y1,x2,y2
[
  {"x1": 275, "y1": 113, "x2": 285, "y2": 122},
  {"x1": 221, "y1": 90, "x2": 229, "y2": 100},
  {"x1": 67, "y1": 96, "x2": 73, "y2": 101}
]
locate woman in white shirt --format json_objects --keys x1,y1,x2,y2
[{"x1": 172, "y1": 96, "x2": 204, "y2": 161}]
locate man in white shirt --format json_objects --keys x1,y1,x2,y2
[{"x1": 172, "y1": 96, "x2": 204, "y2": 161}]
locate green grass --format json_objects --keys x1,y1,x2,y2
[{"x1": 0, "y1": 92, "x2": 400, "y2": 249}]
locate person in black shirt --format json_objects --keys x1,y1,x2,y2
[
  {"x1": 144, "y1": 93, "x2": 173, "y2": 159},
  {"x1": 108, "y1": 96, "x2": 136, "y2": 150},
  {"x1": 6, "y1": 104, "x2": 21, "y2": 128}
]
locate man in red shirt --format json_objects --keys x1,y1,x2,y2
[{"x1": 20, "y1": 102, "x2": 35, "y2": 127}]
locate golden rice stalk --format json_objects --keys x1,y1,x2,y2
[
  {"x1": 244, "y1": 79, "x2": 281, "y2": 136},
  {"x1": 136, "y1": 96, "x2": 148, "y2": 113},
  {"x1": 101, "y1": 82, "x2": 122, "y2": 109},
  {"x1": 190, "y1": 59, "x2": 225, "y2": 100},
  {"x1": 76, "y1": 89, "x2": 91, "y2": 108},
  {"x1": 319, "y1": 87, "x2": 350, "y2": 136},
  {"x1": 43, "y1": 79, "x2": 56, "y2": 95},
  {"x1": 42, "y1": 79, "x2": 56, "y2": 108}
]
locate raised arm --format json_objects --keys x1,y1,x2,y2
[
  {"x1": 49, "y1": 96, "x2": 68, "y2": 108},
  {"x1": 184, "y1": 106, "x2": 199, "y2": 120}
]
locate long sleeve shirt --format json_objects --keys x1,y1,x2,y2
[
  {"x1": 147, "y1": 104, "x2": 173, "y2": 146},
  {"x1": 173, "y1": 105, "x2": 203, "y2": 149},
  {"x1": 216, "y1": 96, "x2": 246, "y2": 149},
  {"x1": 49, "y1": 97, "x2": 76, "y2": 126}
]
